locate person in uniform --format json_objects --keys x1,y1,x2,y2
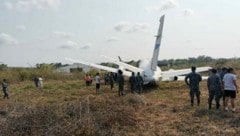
[
  {"x1": 136, "y1": 72, "x2": 144, "y2": 94},
  {"x1": 109, "y1": 72, "x2": 114, "y2": 90},
  {"x1": 185, "y1": 66, "x2": 202, "y2": 107},
  {"x1": 207, "y1": 69, "x2": 222, "y2": 110},
  {"x1": 1, "y1": 79, "x2": 9, "y2": 99},
  {"x1": 129, "y1": 72, "x2": 136, "y2": 93},
  {"x1": 117, "y1": 70, "x2": 124, "y2": 96},
  {"x1": 218, "y1": 67, "x2": 227, "y2": 108}
]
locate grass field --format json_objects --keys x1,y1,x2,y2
[{"x1": 0, "y1": 79, "x2": 240, "y2": 136}]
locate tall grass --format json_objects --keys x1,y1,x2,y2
[{"x1": 0, "y1": 67, "x2": 86, "y2": 83}]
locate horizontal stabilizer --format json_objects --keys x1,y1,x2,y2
[{"x1": 101, "y1": 55, "x2": 143, "y2": 73}]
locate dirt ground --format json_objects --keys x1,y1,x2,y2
[{"x1": 0, "y1": 79, "x2": 239, "y2": 136}]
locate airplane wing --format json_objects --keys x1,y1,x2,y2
[
  {"x1": 101, "y1": 55, "x2": 143, "y2": 73},
  {"x1": 65, "y1": 58, "x2": 132, "y2": 76},
  {"x1": 161, "y1": 66, "x2": 211, "y2": 81}
]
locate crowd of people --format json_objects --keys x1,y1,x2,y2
[
  {"x1": 84, "y1": 70, "x2": 144, "y2": 96},
  {"x1": 129, "y1": 72, "x2": 144, "y2": 94},
  {"x1": 1, "y1": 66, "x2": 238, "y2": 112},
  {"x1": 185, "y1": 66, "x2": 238, "y2": 112}
]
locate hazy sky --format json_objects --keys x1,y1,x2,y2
[{"x1": 0, "y1": 0, "x2": 240, "y2": 66}]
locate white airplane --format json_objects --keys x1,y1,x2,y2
[{"x1": 66, "y1": 15, "x2": 211, "y2": 84}]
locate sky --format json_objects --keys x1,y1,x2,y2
[{"x1": 0, "y1": 0, "x2": 240, "y2": 67}]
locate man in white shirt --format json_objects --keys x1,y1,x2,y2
[
  {"x1": 38, "y1": 76, "x2": 43, "y2": 89},
  {"x1": 95, "y1": 73, "x2": 100, "y2": 93},
  {"x1": 222, "y1": 68, "x2": 238, "y2": 112}
]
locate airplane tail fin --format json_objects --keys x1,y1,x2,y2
[
  {"x1": 151, "y1": 15, "x2": 165, "y2": 71},
  {"x1": 118, "y1": 56, "x2": 122, "y2": 62}
]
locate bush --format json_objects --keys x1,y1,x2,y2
[
  {"x1": 0, "y1": 94, "x2": 139, "y2": 136},
  {"x1": 0, "y1": 67, "x2": 86, "y2": 83}
]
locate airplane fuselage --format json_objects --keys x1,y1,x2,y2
[{"x1": 138, "y1": 59, "x2": 162, "y2": 84}]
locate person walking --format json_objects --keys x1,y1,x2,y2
[
  {"x1": 38, "y1": 76, "x2": 43, "y2": 89},
  {"x1": 207, "y1": 69, "x2": 222, "y2": 110},
  {"x1": 222, "y1": 67, "x2": 238, "y2": 112},
  {"x1": 1, "y1": 79, "x2": 9, "y2": 99},
  {"x1": 117, "y1": 70, "x2": 124, "y2": 96},
  {"x1": 85, "y1": 74, "x2": 92, "y2": 86},
  {"x1": 185, "y1": 66, "x2": 202, "y2": 107},
  {"x1": 95, "y1": 73, "x2": 101, "y2": 93},
  {"x1": 129, "y1": 72, "x2": 136, "y2": 93}
]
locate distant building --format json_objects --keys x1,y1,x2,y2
[{"x1": 56, "y1": 63, "x2": 90, "y2": 73}]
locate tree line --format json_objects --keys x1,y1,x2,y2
[{"x1": 1, "y1": 55, "x2": 240, "y2": 82}]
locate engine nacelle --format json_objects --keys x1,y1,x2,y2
[{"x1": 162, "y1": 76, "x2": 178, "y2": 81}]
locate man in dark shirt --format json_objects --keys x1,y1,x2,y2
[
  {"x1": 136, "y1": 72, "x2": 144, "y2": 94},
  {"x1": 218, "y1": 67, "x2": 227, "y2": 107},
  {"x1": 129, "y1": 72, "x2": 136, "y2": 93},
  {"x1": 2, "y1": 79, "x2": 9, "y2": 99},
  {"x1": 34, "y1": 76, "x2": 39, "y2": 88},
  {"x1": 207, "y1": 69, "x2": 222, "y2": 110},
  {"x1": 185, "y1": 66, "x2": 202, "y2": 107},
  {"x1": 109, "y1": 72, "x2": 114, "y2": 90},
  {"x1": 117, "y1": 70, "x2": 124, "y2": 96}
]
